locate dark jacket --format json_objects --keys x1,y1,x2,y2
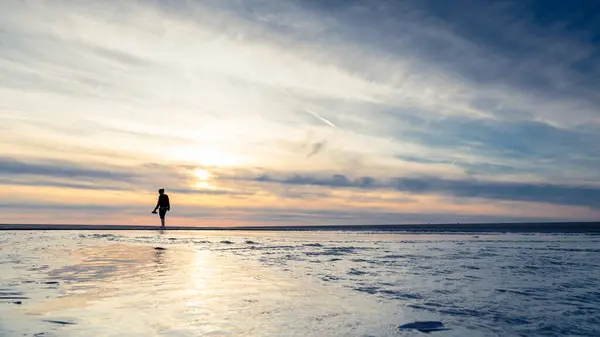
[{"x1": 157, "y1": 194, "x2": 170, "y2": 209}]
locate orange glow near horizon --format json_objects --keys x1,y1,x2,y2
[{"x1": 5, "y1": 180, "x2": 600, "y2": 227}]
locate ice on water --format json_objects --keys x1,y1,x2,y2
[{"x1": 1, "y1": 230, "x2": 599, "y2": 336}]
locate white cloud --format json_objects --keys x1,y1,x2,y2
[{"x1": 1, "y1": 0, "x2": 599, "y2": 185}]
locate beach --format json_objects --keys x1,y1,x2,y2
[{"x1": 1, "y1": 229, "x2": 599, "y2": 336}]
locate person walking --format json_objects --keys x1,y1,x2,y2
[{"x1": 152, "y1": 188, "x2": 170, "y2": 228}]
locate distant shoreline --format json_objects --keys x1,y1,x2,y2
[{"x1": 1, "y1": 222, "x2": 599, "y2": 233}]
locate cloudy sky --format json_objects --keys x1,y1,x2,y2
[{"x1": 2, "y1": 0, "x2": 600, "y2": 226}]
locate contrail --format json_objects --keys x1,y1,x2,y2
[
  {"x1": 284, "y1": 89, "x2": 339, "y2": 129},
  {"x1": 304, "y1": 107, "x2": 338, "y2": 129}
]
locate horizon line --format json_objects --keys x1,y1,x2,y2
[{"x1": 1, "y1": 222, "x2": 600, "y2": 233}]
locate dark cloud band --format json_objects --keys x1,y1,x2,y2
[{"x1": 240, "y1": 173, "x2": 600, "y2": 208}]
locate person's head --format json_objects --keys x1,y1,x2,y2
[{"x1": 158, "y1": 188, "x2": 165, "y2": 195}]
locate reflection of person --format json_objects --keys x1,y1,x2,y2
[
  {"x1": 153, "y1": 247, "x2": 166, "y2": 276},
  {"x1": 152, "y1": 188, "x2": 170, "y2": 227}
]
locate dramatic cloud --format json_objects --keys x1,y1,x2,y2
[
  {"x1": 0, "y1": 157, "x2": 135, "y2": 180},
  {"x1": 228, "y1": 172, "x2": 600, "y2": 209},
  {"x1": 1, "y1": 0, "x2": 599, "y2": 225}
]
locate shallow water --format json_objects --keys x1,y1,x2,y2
[{"x1": 1, "y1": 230, "x2": 599, "y2": 336}]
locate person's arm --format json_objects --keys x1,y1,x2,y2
[{"x1": 166, "y1": 195, "x2": 170, "y2": 211}]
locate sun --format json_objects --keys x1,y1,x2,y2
[
  {"x1": 194, "y1": 169, "x2": 211, "y2": 181},
  {"x1": 193, "y1": 168, "x2": 215, "y2": 189}
]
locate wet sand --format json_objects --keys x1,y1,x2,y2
[
  {"x1": 0, "y1": 231, "x2": 407, "y2": 337},
  {"x1": 2, "y1": 230, "x2": 599, "y2": 336}
]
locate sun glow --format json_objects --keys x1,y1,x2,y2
[
  {"x1": 194, "y1": 168, "x2": 216, "y2": 189},
  {"x1": 194, "y1": 169, "x2": 211, "y2": 180},
  {"x1": 171, "y1": 147, "x2": 240, "y2": 167}
]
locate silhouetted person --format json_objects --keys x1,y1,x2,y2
[{"x1": 152, "y1": 188, "x2": 170, "y2": 227}]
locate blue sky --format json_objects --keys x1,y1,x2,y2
[{"x1": 1, "y1": 0, "x2": 599, "y2": 225}]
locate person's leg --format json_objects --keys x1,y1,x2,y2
[{"x1": 159, "y1": 208, "x2": 167, "y2": 227}]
